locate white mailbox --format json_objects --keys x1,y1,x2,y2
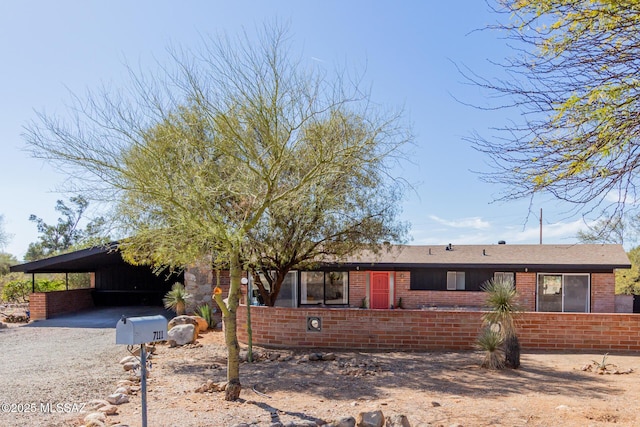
[{"x1": 116, "y1": 315, "x2": 168, "y2": 345}]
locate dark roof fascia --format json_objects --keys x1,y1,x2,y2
[
  {"x1": 9, "y1": 243, "x2": 119, "y2": 274},
  {"x1": 320, "y1": 262, "x2": 631, "y2": 271}
]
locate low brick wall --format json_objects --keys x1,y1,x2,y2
[
  {"x1": 29, "y1": 289, "x2": 94, "y2": 320},
  {"x1": 236, "y1": 305, "x2": 640, "y2": 352}
]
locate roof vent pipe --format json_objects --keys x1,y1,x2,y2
[
  {"x1": 483, "y1": 249, "x2": 486, "y2": 256},
  {"x1": 498, "y1": 240, "x2": 506, "y2": 245}
]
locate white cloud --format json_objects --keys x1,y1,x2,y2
[{"x1": 428, "y1": 215, "x2": 491, "y2": 230}]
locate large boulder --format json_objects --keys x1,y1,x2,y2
[
  {"x1": 192, "y1": 315, "x2": 209, "y2": 332},
  {"x1": 168, "y1": 315, "x2": 200, "y2": 340},
  {"x1": 167, "y1": 323, "x2": 196, "y2": 346}
]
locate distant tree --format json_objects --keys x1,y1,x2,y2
[
  {"x1": 0, "y1": 215, "x2": 11, "y2": 250},
  {"x1": 23, "y1": 23, "x2": 411, "y2": 400},
  {"x1": 577, "y1": 213, "x2": 640, "y2": 246},
  {"x1": 0, "y1": 253, "x2": 18, "y2": 276},
  {"x1": 467, "y1": 1, "x2": 640, "y2": 222},
  {"x1": 615, "y1": 246, "x2": 640, "y2": 295},
  {"x1": 25, "y1": 196, "x2": 108, "y2": 261}
]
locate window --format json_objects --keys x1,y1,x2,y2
[
  {"x1": 446, "y1": 271, "x2": 465, "y2": 290},
  {"x1": 301, "y1": 271, "x2": 349, "y2": 305},
  {"x1": 494, "y1": 272, "x2": 515, "y2": 286},
  {"x1": 537, "y1": 273, "x2": 590, "y2": 313},
  {"x1": 301, "y1": 272, "x2": 324, "y2": 304},
  {"x1": 249, "y1": 271, "x2": 297, "y2": 307}
]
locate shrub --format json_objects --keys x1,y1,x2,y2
[
  {"x1": 195, "y1": 304, "x2": 217, "y2": 329},
  {"x1": 1, "y1": 278, "x2": 66, "y2": 303}
]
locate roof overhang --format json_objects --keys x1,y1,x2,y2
[{"x1": 9, "y1": 243, "x2": 123, "y2": 274}]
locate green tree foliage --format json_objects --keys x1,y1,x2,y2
[
  {"x1": 0, "y1": 253, "x2": 18, "y2": 276},
  {"x1": 23, "y1": 24, "x2": 411, "y2": 400},
  {"x1": 616, "y1": 246, "x2": 640, "y2": 295},
  {"x1": 1, "y1": 277, "x2": 65, "y2": 303},
  {"x1": 25, "y1": 196, "x2": 109, "y2": 261},
  {"x1": 468, "y1": 1, "x2": 640, "y2": 220}
]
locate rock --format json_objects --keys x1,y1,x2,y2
[
  {"x1": 106, "y1": 393, "x2": 129, "y2": 405},
  {"x1": 308, "y1": 353, "x2": 322, "y2": 361},
  {"x1": 114, "y1": 386, "x2": 131, "y2": 395},
  {"x1": 117, "y1": 380, "x2": 136, "y2": 387},
  {"x1": 168, "y1": 315, "x2": 200, "y2": 337},
  {"x1": 193, "y1": 315, "x2": 209, "y2": 331},
  {"x1": 97, "y1": 404, "x2": 118, "y2": 415},
  {"x1": 167, "y1": 323, "x2": 196, "y2": 346},
  {"x1": 0, "y1": 322, "x2": 7, "y2": 329},
  {"x1": 84, "y1": 412, "x2": 106, "y2": 426},
  {"x1": 85, "y1": 399, "x2": 111, "y2": 411},
  {"x1": 122, "y1": 362, "x2": 140, "y2": 372},
  {"x1": 431, "y1": 401, "x2": 441, "y2": 407},
  {"x1": 556, "y1": 405, "x2": 570, "y2": 411},
  {"x1": 332, "y1": 416, "x2": 356, "y2": 427},
  {"x1": 119, "y1": 356, "x2": 138, "y2": 365},
  {"x1": 356, "y1": 410, "x2": 384, "y2": 427},
  {"x1": 322, "y1": 353, "x2": 337, "y2": 361},
  {"x1": 386, "y1": 414, "x2": 411, "y2": 427}
]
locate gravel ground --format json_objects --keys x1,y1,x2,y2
[{"x1": 0, "y1": 325, "x2": 125, "y2": 427}]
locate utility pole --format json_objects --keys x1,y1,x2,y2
[{"x1": 539, "y1": 208, "x2": 543, "y2": 245}]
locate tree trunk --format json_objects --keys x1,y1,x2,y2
[
  {"x1": 222, "y1": 250, "x2": 243, "y2": 400},
  {"x1": 504, "y1": 334, "x2": 521, "y2": 369},
  {"x1": 223, "y1": 309, "x2": 241, "y2": 400}
]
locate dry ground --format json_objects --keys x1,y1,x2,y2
[{"x1": 106, "y1": 331, "x2": 640, "y2": 427}]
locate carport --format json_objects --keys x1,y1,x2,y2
[{"x1": 10, "y1": 243, "x2": 183, "y2": 319}]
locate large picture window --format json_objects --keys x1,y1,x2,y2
[
  {"x1": 537, "y1": 273, "x2": 590, "y2": 313},
  {"x1": 301, "y1": 271, "x2": 348, "y2": 305},
  {"x1": 250, "y1": 271, "x2": 298, "y2": 307}
]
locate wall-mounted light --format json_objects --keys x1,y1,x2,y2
[{"x1": 307, "y1": 316, "x2": 322, "y2": 332}]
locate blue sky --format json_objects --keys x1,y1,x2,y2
[{"x1": 0, "y1": 1, "x2": 594, "y2": 259}]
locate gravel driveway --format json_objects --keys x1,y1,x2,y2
[{"x1": 0, "y1": 307, "x2": 171, "y2": 427}]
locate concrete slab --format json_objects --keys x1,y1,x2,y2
[{"x1": 24, "y1": 306, "x2": 176, "y2": 329}]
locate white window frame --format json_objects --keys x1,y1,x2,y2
[
  {"x1": 446, "y1": 271, "x2": 465, "y2": 290},
  {"x1": 536, "y1": 273, "x2": 590, "y2": 313}
]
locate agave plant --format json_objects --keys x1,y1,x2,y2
[
  {"x1": 481, "y1": 276, "x2": 522, "y2": 369},
  {"x1": 163, "y1": 282, "x2": 192, "y2": 316},
  {"x1": 195, "y1": 303, "x2": 217, "y2": 329}
]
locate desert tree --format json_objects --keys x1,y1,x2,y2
[
  {"x1": 25, "y1": 196, "x2": 108, "y2": 261},
  {"x1": 23, "y1": 23, "x2": 411, "y2": 400},
  {"x1": 0, "y1": 215, "x2": 11, "y2": 250},
  {"x1": 465, "y1": 1, "x2": 640, "y2": 224}
]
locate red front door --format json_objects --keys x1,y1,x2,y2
[{"x1": 370, "y1": 272, "x2": 390, "y2": 309}]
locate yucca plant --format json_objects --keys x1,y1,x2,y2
[
  {"x1": 481, "y1": 276, "x2": 522, "y2": 369},
  {"x1": 477, "y1": 326, "x2": 505, "y2": 370},
  {"x1": 163, "y1": 282, "x2": 192, "y2": 316}
]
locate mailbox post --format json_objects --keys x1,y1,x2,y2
[{"x1": 116, "y1": 315, "x2": 167, "y2": 427}]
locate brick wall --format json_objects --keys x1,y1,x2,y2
[
  {"x1": 29, "y1": 289, "x2": 94, "y2": 320},
  {"x1": 592, "y1": 273, "x2": 615, "y2": 313},
  {"x1": 515, "y1": 272, "x2": 536, "y2": 311},
  {"x1": 237, "y1": 305, "x2": 640, "y2": 352}
]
